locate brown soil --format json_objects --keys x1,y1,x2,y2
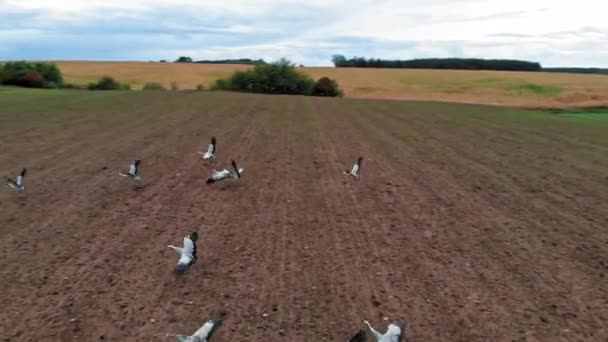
[{"x1": 0, "y1": 92, "x2": 607, "y2": 341}]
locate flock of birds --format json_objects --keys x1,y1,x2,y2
[{"x1": 5, "y1": 136, "x2": 407, "y2": 341}]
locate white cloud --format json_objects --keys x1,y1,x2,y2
[
  {"x1": 323, "y1": 0, "x2": 605, "y2": 40},
  {"x1": 0, "y1": 0, "x2": 606, "y2": 66}
]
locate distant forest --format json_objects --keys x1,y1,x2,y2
[
  {"x1": 171, "y1": 56, "x2": 267, "y2": 65},
  {"x1": 331, "y1": 55, "x2": 542, "y2": 71},
  {"x1": 331, "y1": 55, "x2": 608, "y2": 75},
  {"x1": 542, "y1": 67, "x2": 608, "y2": 75},
  {"x1": 167, "y1": 55, "x2": 608, "y2": 75},
  {"x1": 195, "y1": 58, "x2": 267, "y2": 65}
]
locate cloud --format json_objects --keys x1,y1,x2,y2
[{"x1": 0, "y1": 0, "x2": 607, "y2": 66}]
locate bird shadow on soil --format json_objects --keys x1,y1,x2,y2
[
  {"x1": 131, "y1": 183, "x2": 147, "y2": 191},
  {"x1": 217, "y1": 181, "x2": 245, "y2": 191}
]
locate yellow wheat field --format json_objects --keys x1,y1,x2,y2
[{"x1": 55, "y1": 61, "x2": 608, "y2": 108}]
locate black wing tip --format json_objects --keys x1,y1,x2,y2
[
  {"x1": 207, "y1": 319, "x2": 224, "y2": 339},
  {"x1": 231, "y1": 160, "x2": 241, "y2": 178},
  {"x1": 348, "y1": 329, "x2": 367, "y2": 342},
  {"x1": 206, "y1": 178, "x2": 215, "y2": 184},
  {"x1": 357, "y1": 156, "x2": 363, "y2": 163},
  {"x1": 20, "y1": 168, "x2": 27, "y2": 176},
  {"x1": 211, "y1": 136, "x2": 216, "y2": 144}
]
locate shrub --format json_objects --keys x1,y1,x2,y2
[
  {"x1": 1, "y1": 61, "x2": 63, "y2": 88},
  {"x1": 196, "y1": 84, "x2": 206, "y2": 91},
  {"x1": 36, "y1": 63, "x2": 63, "y2": 86},
  {"x1": 142, "y1": 82, "x2": 166, "y2": 91},
  {"x1": 62, "y1": 83, "x2": 84, "y2": 89},
  {"x1": 88, "y1": 76, "x2": 130, "y2": 90},
  {"x1": 312, "y1": 77, "x2": 344, "y2": 97},
  {"x1": 211, "y1": 78, "x2": 232, "y2": 91},
  {"x1": 212, "y1": 58, "x2": 315, "y2": 95}
]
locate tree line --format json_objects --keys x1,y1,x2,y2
[
  {"x1": 173, "y1": 56, "x2": 267, "y2": 65},
  {"x1": 331, "y1": 55, "x2": 542, "y2": 71},
  {"x1": 542, "y1": 67, "x2": 608, "y2": 75}
]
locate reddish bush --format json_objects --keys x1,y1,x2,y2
[
  {"x1": 20, "y1": 71, "x2": 45, "y2": 88},
  {"x1": 312, "y1": 76, "x2": 343, "y2": 97},
  {"x1": 1, "y1": 61, "x2": 63, "y2": 88}
]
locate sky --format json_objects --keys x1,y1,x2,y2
[{"x1": 0, "y1": 0, "x2": 607, "y2": 67}]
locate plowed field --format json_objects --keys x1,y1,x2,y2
[{"x1": 1, "y1": 90, "x2": 607, "y2": 341}]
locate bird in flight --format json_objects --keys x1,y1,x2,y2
[
  {"x1": 363, "y1": 320, "x2": 406, "y2": 342},
  {"x1": 206, "y1": 160, "x2": 243, "y2": 184},
  {"x1": 199, "y1": 136, "x2": 217, "y2": 160},
  {"x1": 167, "y1": 319, "x2": 223, "y2": 342},
  {"x1": 168, "y1": 232, "x2": 199, "y2": 273},
  {"x1": 119, "y1": 160, "x2": 141, "y2": 181},
  {"x1": 7, "y1": 168, "x2": 26, "y2": 191},
  {"x1": 344, "y1": 157, "x2": 363, "y2": 180}
]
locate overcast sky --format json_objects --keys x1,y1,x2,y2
[{"x1": 1, "y1": 0, "x2": 606, "y2": 66}]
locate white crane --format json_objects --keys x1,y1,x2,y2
[
  {"x1": 7, "y1": 168, "x2": 26, "y2": 191},
  {"x1": 363, "y1": 320, "x2": 406, "y2": 342},
  {"x1": 198, "y1": 136, "x2": 217, "y2": 160},
  {"x1": 344, "y1": 157, "x2": 363, "y2": 180},
  {"x1": 167, "y1": 319, "x2": 223, "y2": 342},
  {"x1": 206, "y1": 160, "x2": 243, "y2": 184},
  {"x1": 119, "y1": 160, "x2": 141, "y2": 181},
  {"x1": 167, "y1": 232, "x2": 198, "y2": 273}
]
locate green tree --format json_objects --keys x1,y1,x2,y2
[
  {"x1": 212, "y1": 58, "x2": 315, "y2": 95},
  {"x1": 174, "y1": 56, "x2": 193, "y2": 63},
  {"x1": 331, "y1": 54, "x2": 347, "y2": 67}
]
